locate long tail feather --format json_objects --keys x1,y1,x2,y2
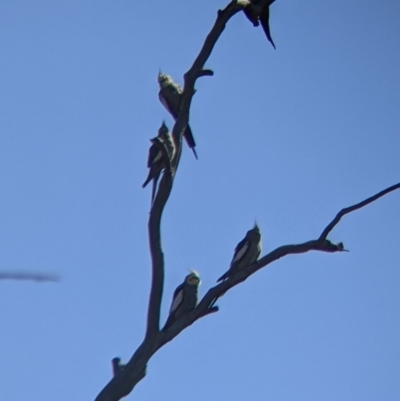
[
  {"x1": 260, "y1": 7, "x2": 276, "y2": 49},
  {"x1": 142, "y1": 173, "x2": 152, "y2": 188},
  {"x1": 183, "y1": 124, "x2": 198, "y2": 159},
  {"x1": 217, "y1": 271, "x2": 229, "y2": 282}
]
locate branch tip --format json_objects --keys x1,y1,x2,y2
[
  {"x1": 198, "y1": 306, "x2": 220, "y2": 320},
  {"x1": 196, "y1": 69, "x2": 214, "y2": 78}
]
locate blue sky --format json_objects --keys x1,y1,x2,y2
[{"x1": 0, "y1": 0, "x2": 399, "y2": 400}]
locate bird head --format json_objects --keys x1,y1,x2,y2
[
  {"x1": 248, "y1": 222, "x2": 261, "y2": 239},
  {"x1": 158, "y1": 120, "x2": 169, "y2": 138},
  {"x1": 185, "y1": 270, "x2": 201, "y2": 286},
  {"x1": 158, "y1": 70, "x2": 170, "y2": 87}
]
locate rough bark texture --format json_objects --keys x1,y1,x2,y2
[{"x1": 94, "y1": 1, "x2": 400, "y2": 399}]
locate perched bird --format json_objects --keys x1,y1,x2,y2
[
  {"x1": 142, "y1": 121, "x2": 175, "y2": 202},
  {"x1": 158, "y1": 71, "x2": 198, "y2": 159},
  {"x1": 163, "y1": 270, "x2": 201, "y2": 330},
  {"x1": 217, "y1": 223, "x2": 262, "y2": 282},
  {"x1": 111, "y1": 357, "x2": 125, "y2": 376},
  {"x1": 243, "y1": 0, "x2": 276, "y2": 49}
]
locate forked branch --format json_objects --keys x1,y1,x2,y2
[
  {"x1": 159, "y1": 182, "x2": 400, "y2": 343},
  {"x1": 94, "y1": 0, "x2": 400, "y2": 396},
  {"x1": 95, "y1": 2, "x2": 253, "y2": 400}
]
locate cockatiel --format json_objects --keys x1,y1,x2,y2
[
  {"x1": 163, "y1": 270, "x2": 201, "y2": 330},
  {"x1": 158, "y1": 71, "x2": 198, "y2": 159},
  {"x1": 142, "y1": 121, "x2": 175, "y2": 202},
  {"x1": 217, "y1": 223, "x2": 262, "y2": 282}
]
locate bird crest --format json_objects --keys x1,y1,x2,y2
[
  {"x1": 158, "y1": 120, "x2": 169, "y2": 138},
  {"x1": 247, "y1": 222, "x2": 261, "y2": 243},
  {"x1": 249, "y1": 221, "x2": 260, "y2": 237},
  {"x1": 158, "y1": 70, "x2": 171, "y2": 86}
]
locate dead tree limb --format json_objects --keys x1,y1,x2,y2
[
  {"x1": 95, "y1": 2, "x2": 252, "y2": 399},
  {"x1": 96, "y1": 180, "x2": 400, "y2": 400},
  {"x1": 318, "y1": 182, "x2": 400, "y2": 240},
  {"x1": 93, "y1": 0, "x2": 400, "y2": 397}
]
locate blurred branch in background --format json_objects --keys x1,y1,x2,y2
[{"x1": 0, "y1": 271, "x2": 60, "y2": 282}]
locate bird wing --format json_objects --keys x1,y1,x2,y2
[
  {"x1": 256, "y1": 239, "x2": 262, "y2": 258},
  {"x1": 159, "y1": 91, "x2": 178, "y2": 119},
  {"x1": 243, "y1": 6, "x2": 259, "y2": 27},
  {"x1": 231, "y1": 238, "x2": 249, "y2": 265},
  {"x1": 169, "y1": 284, "x2": 184, "y2": 313},
  {"x1": 259, "y1": 6, "x2": 276, "y2": 49},
  {"x1": 217, "y1": 236, "x2": 253, "y2": 282},
  {"x1": 147, "y1": 143, "x2": 162, "y2": 168},
  {"x1": 150, "y1": 170, "x2": 161, "y2": 203},
  {"x1": 163, "y1": 133, "x2": 175, "y2": 160}
]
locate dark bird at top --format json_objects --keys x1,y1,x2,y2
[
  {"x1": 142, "y1": 121, "x2": 175, "y2": 202},
  {"x1": 158, "y1": 71, "x2": 198, "y2": 159},
  {"x1": 217, "y1": 223, "x2": 262, "y2": 282},
  {"x1": 243, "y1": 0, "x2": 276, "y2": 49},
  {"x1": 163, "y1": 270, "x2": 201, "y2": 330}
]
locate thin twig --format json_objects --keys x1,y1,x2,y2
[{"x1": 318, "y1": 182, "x2": 400, "y2": 241}]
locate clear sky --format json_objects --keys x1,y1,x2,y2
[{"x1": 1, "y1": 0, "x2": 399, "y2": 400}]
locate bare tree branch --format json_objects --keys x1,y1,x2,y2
[
  {"x1": 145, "y1": 141, "x2": 175, "y2": 336},
  {"x1": 318, "y1": 182, "x2": 400, "y2": 241},
  {"x1": 158, "y1": 182, "x2": 400, "y2": 362},
  {"x1": 98, "y1": 151, "x2": 400, "y2": 401},
  {"x1": 196, "y1": 69, "x2": 214, "y2": 78},
  {"x1": 94, "y1": 0, "x2": 400, "y2": 396},
  {"x1": 95, "y1": 2, "x2": 252, "y2": 400},
  {"x1": 146, "y1": 0, "x2": 267, "y2": 344},
  {"x1": 158, "y1": 182, "x2": 400, "y2": 344}
]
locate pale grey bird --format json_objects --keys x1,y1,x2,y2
[
  {"x1": 217, "y1": 223, "x2": 262, "y2": 282},
  {"x1": 158, "y1": 72, "x2": 198, "y2": 159}
]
